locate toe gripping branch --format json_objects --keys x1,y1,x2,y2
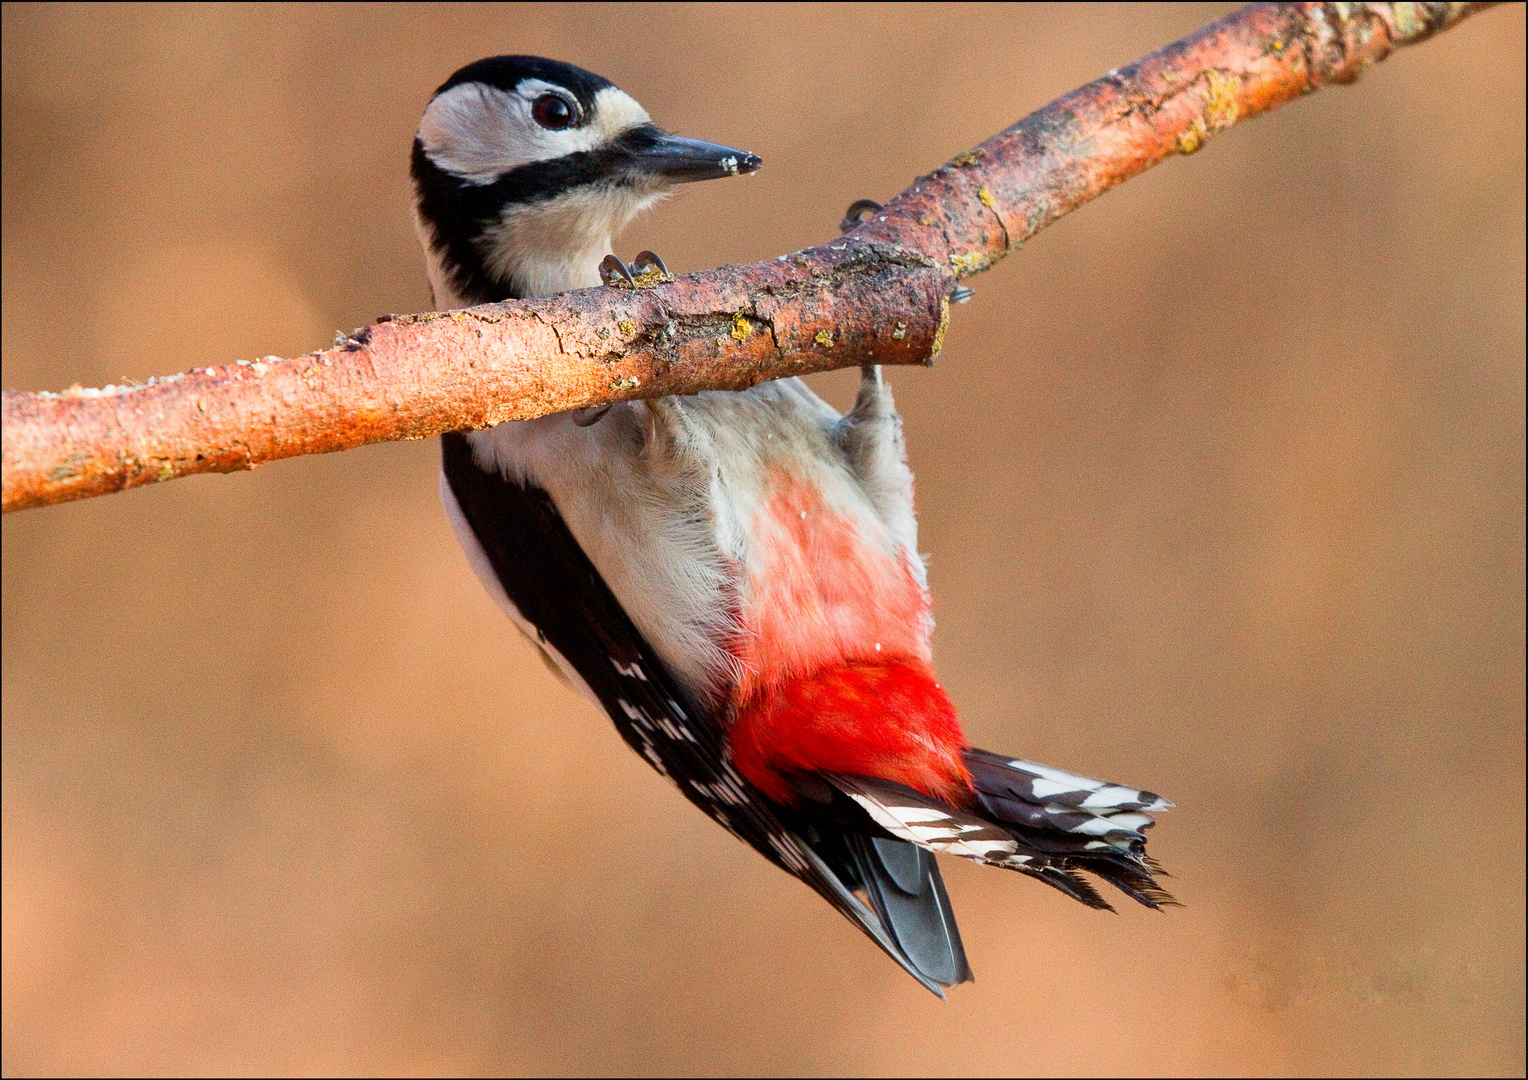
[
  {"x1": 600, "y1": 250, "x2": 673, "y2": 289},
  {"x1": 583, "y1": 251, "x2": 676, "y2": 427},
  {"x1": 841, "y1": 198, "x2": 971, "y2": 304}
]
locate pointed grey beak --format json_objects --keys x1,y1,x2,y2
[{"x1": 637, "y1": 133, "x2": 762, "y2": 183}]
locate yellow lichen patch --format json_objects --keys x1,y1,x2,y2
[
  {"x1": 918, "y1": 215, "x2": 936, "y2": 226},
  {"x1": 611, "y1": 374, "x2": 641, "y2": 392},
  {"x1": 46, "y1": 450, "x2": 90, "y2": 483},
  {"x1": 1177, "y1": 116, "x2": 1209, "y2": 154},
  {"x1": 630, "y1": 267, "x2": 672, "y2": 289},
  {"x1": 1179, "y1": 71, "x2": 1240, "y2": 156},
  {"x1": 156, "y1": 465, "x2": 175, "y2": 482},
  {"x1": 978, "y1": 187, "x2": 995, "y2": 208},
  {"x1": 949, "y1": 252, "x2": 981, "y2": 274},
  {"x1": 730, "y1": 310, "x2": 751, "y2": 341},
  {"x1": 951, "y1": 148, "x2": 986, "y2": 167},
  {"x1": 1392, "y1": 3, "x2": 1424, "y2": 39},
  {"x1": 814, "y1": 329, "x2": 834, "y2": 348},
  {"x1": 929, "y1": 297, "x2": 950, "y2": 361},
  {"x1": 618, "y1": 319, "x2": 637, "y2": 336},
  {"x1": 891, "y1": 322, "x2": 907, "y2": 341},
  {"x1": 1203, "y1": 70, "x2": 1239, "y2": 131}
]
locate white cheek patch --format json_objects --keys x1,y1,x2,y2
[{"x1": 417, "y1": 80, "x2": 651, "y2": 186}]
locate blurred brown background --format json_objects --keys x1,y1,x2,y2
[{"x1": 3, "y1": 3, "x2": 1523, "y2": 1075}]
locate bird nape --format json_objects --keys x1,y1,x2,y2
[{"x1": 414, "y1": 54, "x2": 1174, "y2": 997}]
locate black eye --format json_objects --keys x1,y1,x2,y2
[{"x1": 532, "y1": 93, "x2": 575, "y2": 130}]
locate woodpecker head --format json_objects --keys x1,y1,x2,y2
[{"x1": 411, "y1": 56, "x2": 761, "y2": 307}]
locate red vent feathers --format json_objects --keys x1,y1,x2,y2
[{"x1": 731, "y1": 658, "x2": 971, "y2": 805}]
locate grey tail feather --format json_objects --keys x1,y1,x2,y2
[
  {"x1": 845, "y1": 833, "x2": 973, "y2": 989},
  {"x1": 793, "y1": 842, "x2": 953, "y2": 999}
]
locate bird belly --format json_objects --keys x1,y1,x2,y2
[
  {"x1": 734, "y1": 460, "x2": 930, "y2": 697},
  {"x1": 465, "y1": 377, "x2": 946, "y2": 736}
]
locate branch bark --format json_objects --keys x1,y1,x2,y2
[{"x1": 1, "y1": 2, "x2": 1493, "y2": 513}]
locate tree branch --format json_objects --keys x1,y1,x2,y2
[{"x1": 1, "y1": 2, "x2": 1494, "y2": 513}]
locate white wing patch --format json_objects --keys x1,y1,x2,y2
[{"x1": 611, "y1": 658, "x2": 648, "y2": 681}]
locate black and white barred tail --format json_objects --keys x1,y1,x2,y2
[{"x1": 831, "y1": 750, "x2": 1176, "y2": 911}]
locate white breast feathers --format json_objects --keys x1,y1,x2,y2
[{"x1": 457, "y1": 371, "x2": 928, "y2": 704}]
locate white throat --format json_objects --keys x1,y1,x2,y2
[{"x1": 415, "y1": 186, "x2": 665, "y2": 308}]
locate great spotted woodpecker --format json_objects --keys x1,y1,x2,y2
[{"x1": 412, "y1": 56, "x2": 1174, "y2": 996}]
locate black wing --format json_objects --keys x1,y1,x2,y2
[{"x1": 440, "y1": 432, "x2": 969, "y2": 995}]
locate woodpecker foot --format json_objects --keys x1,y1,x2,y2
[
  {"x1": 600, "y1": 251, "x2": 673, "y2": 289},
  {"x1": 840, "y1": 198, "x2": 883, "y2": 233},
  {"x1": 599, "y1": 254, "x2": 636, "y2": 289},
  {"x1": 571, "y1": 404, "x2": 614, "y2": 427},
  {"x1": 630, "y1": 250, "x2": 671, "y2": 282}
]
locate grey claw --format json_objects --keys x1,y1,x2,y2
[
  {"x1": 572, "y1": 404, "x2": 614, "y2": 427},
  {"x1": 600, "y1": 254, "x2": 636, "y2": 288},
  {"x1": 630, "y1": 250, "x2": 671, "y2": 281},
  {"x1": 951, "y1": 286, "x2": 975, "y2": 304},
  {"x1": 840, "y1": 199, "x2": 883, "y2": 233}
]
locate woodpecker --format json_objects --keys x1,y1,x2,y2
[{"x1": 412, "y1": 56, "x2": 1174, "y2": 996}]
